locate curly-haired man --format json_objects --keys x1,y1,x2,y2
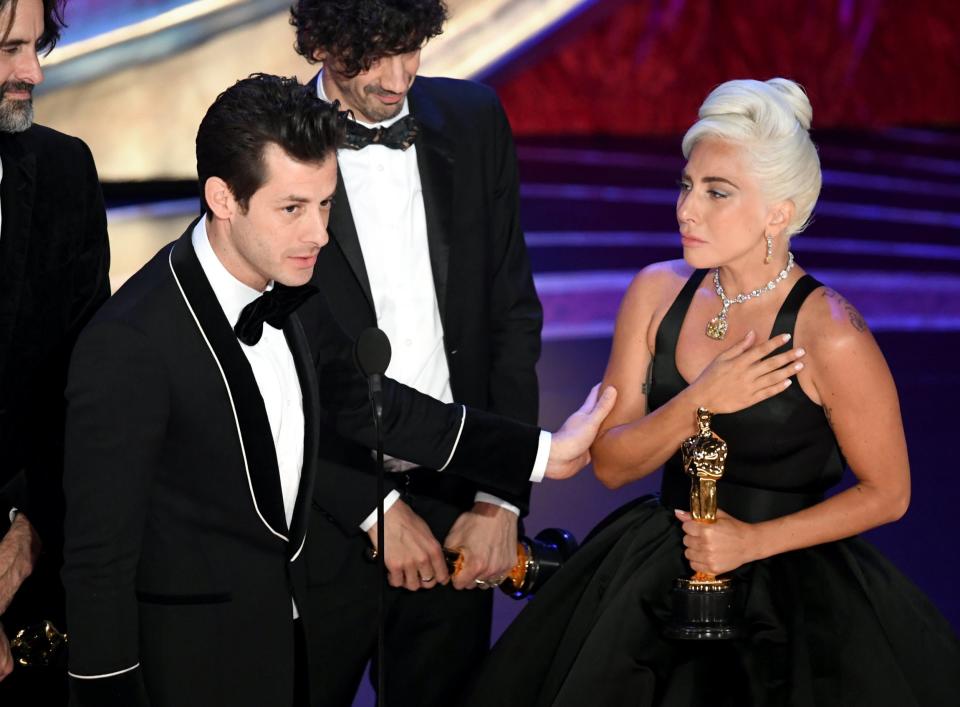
[{"x1": 290, "y1": 2, "x2": 544, "y2": 706}]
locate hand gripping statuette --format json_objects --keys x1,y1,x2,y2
[
  {"x1": 444, "y1": 528, "x2": 579, "y2": 599},
  {"x1": 664, "y1": 408, "x2": 743, "y2": 640}
]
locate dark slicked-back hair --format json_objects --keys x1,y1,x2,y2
[
  {"x1": 196, "y1": 73, "x2": 347, "y2": 213},
  {"x1": 291, "y1": 0, "x2": 447, "y2": 78},
  {"x1": 0, "y1": 0, "x2": 67, "y2": 53}
]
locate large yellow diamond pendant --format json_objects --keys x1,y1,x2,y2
[{"x1": 705, "y1": 312, "x2": 728, "y2": 340}]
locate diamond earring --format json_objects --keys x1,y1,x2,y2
[{"x1": 764, "y1": 234, "x2": 773, "y2": 264}]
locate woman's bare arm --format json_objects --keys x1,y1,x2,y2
[{"x1": 681, "y1": 289, "x2": 910, "y2": 575}]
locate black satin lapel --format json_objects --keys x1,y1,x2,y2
[
  {"x1": 328, "y1": 167, "x2": 375, "y2": 310},
  {"x1": 410, "y1": 90, "x2": 455, "y2": 323},
  {"x1": 169, "y1": 228, "x2": 289, "y2": 539},
  {"x1": 0, "y1": 143, "x2": 36, "y2": 372},
  {"x1": 284, "y1": 314, "x2": 319, "y2": 561}
]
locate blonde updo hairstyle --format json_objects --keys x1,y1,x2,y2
[{"x1": 681, "y1": 78, "x2": 822, "y2": 238}]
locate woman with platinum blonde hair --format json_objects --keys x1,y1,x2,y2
[{"x1": 463, "y1": 78, "x2": 959, "y2": 707}]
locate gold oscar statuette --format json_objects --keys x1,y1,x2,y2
[
  {"x1": 444, "y1": 528, "x2": 578, "y2": 599},
  {"x1": 10, "y1": 620, "x2": 68, "y2": 668},
  {"x1": 664, "y1": 408, "x2": 743, "y2": 640}
]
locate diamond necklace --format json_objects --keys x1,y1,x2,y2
[{"x1": 705, "y1": 252, "x2": 795, "y2": 340}]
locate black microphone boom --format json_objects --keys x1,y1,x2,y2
[{"x1": 353, "y1": 327, "x2": 392, "y2": 707}]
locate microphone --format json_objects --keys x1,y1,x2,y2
[
  {"x1": 354, "y1": 327, "x2": 391, "y2": 418},
  {"x1": 353, "y1": 327, "x2": 391, "y2": 707}
]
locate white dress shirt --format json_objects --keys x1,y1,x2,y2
[
  {"x1": 192, "y1": 220, "x2": 304, "y2": 615},
  {"x1": 318, "y1": 75, "x2": 548, "y2": 531}
]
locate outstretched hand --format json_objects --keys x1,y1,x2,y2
[
  {"x1": 544, "y1": 384, "x2": 618, "y2": 480},
  {"x1": 690, "y1": 331, "x2": 805, "y2": 414}
]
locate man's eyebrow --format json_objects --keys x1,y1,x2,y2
[{"x1": 0, "y1": 39, "x2": 29, "y2": 49}]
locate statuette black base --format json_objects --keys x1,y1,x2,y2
[{"x1": 664, "y1": 577, "x2": 743, "y2": 641}]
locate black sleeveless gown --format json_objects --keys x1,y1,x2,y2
[{"x1": 462, "y1": 272, "x2": 960, "y2": 707}]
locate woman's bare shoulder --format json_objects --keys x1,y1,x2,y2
[
  {"x1": 627, "y1": 259, "x2": 695, "y2": 304},
  {"x1": 796, "y1": 281, "x2": 879, "y2": 362}
]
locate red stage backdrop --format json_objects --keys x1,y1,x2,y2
[{"x1": 491, "y1": 0, "x2": 960, "y2": 135}]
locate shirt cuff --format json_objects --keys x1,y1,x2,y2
[
  {"x1": 473, "y1": 492, "x2": 520, "y2": 516},
  {"x1": 8, "y1": 507, "x2": 18, "y2": 524},
  {"x1": 529, "y1": 430, "x2": 551, "y2": 483},
  {"x1": 359, "y1": 490, "x2": 401, "y2": 532}
]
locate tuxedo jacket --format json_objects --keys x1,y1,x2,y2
[
  {"x1": 301, "y1": 75, "x2": 543, "y2": 538},
  {"x1": 0, "y1": 125, "x2": 109, "y2": 628},
  {"x1": 62, "y1": 224, "x2": 541, "y2": 707}
]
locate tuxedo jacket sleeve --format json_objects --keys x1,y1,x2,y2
[
  {"x1": 62, "y1": 317, "x2": 166, "y2": 705},
  {"x1": 482, "y1": 85, "x2": 542, "y2": 427},
  {"x1": 0, "y1": 127, "x2": 110, "y2": 545},
  {"x1": 467, "y1": 83, "x2": 542, "y2": 511},
  {"x1": 307, "y1": 289, "x2": 542, "y2": 531}
]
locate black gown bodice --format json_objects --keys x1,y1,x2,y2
[{"x1": 649, "y1": 270, "x2": 844, "y2": 522}]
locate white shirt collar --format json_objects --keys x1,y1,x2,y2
[
  {"x1": 191, "y1": 218, "x2": 271, "y2": 329},
  {"x1": 315, "y1": 70, "x2": 410, "y2": 129}
]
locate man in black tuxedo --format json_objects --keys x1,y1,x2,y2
[
  {"x1": 0, "y1": 0, "x2": 110, "y2": 700},
  {"x1": 62, "y1": 74, "x2": 614, "y2": 707},
  {"x1": 290, "y1": 2, "x2": 545, "y2": 705}
]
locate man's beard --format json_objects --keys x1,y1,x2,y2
[{"x1": 0, "y1": 82, "x2": 35, "y2": 133}]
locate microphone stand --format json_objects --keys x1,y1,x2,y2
[
  {"x1": 355, "y1": 327, "x2": 391, "y2": 707},
  {"x1": 368, "y1": 373, "x2": 386, "y2": 707}
]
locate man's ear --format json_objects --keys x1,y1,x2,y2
[
  {"x1": 312, "y1": 48, "x2": 327, "y2": 65},
  {"x1": 204, "y1": 177, "x2": 236, "y2": 220}
]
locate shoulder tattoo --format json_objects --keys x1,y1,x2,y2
[{"x1": 821, "y1": 288, "x2": 867, "y2": 333}]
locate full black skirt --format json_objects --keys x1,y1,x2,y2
[{"x1": 462, "y1": 497, "x2": 960, "y2": 707}]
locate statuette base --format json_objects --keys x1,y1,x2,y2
[{"x1": 664, "y1": 577, "x2": 742, "y2": 641}]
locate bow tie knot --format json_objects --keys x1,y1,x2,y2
[
  {"x1": 343, "y1": 114, "x2": 419, "y2": 151},
  {"x1": 234, "y1": 283, "x2": 318, "y2": 346}
]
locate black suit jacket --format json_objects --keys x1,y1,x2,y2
[
  {"x1": 302, "y1": 75, "x2": 543, "y2": 536},
  {"x1": 0, "y1": 125, "x2": 109, "y2": 628},
  {"x1": 63, "y1": 224, "x2": 541, "y2": 707}
]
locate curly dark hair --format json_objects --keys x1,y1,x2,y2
[
  {"x1": 196, "y1": 74, "x2": 347, "y2": 213},
  {"x1": 291, "y1": 0, "x2": 448, "y2": 78},
  {"x1": 0, "y1": 0, "x2": 67, "y2": 54}
]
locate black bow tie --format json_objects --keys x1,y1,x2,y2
[
  {"x1": 234, "y1": 284, "x2": 318, "y2": 346},
  {"x1": 343, "y1": 115, "x2": 419, "y2": 151}
]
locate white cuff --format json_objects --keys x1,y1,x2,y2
[
  {"x1": 529, "y1": 430, "x2": 551, "y2": 483},
  {"x1": 8, "y1": 507, "x2": 17, "y2": 524},
  {"x1": 474, "y1": 492, "x2": 520, "y2": 516},
  {"x1": 359, "y1": 490, "x2": 401, "y2": 532}
]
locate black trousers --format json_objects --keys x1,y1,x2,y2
[{"x1": 305, "y1": 473, "x2": 493, "y2": 707}]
